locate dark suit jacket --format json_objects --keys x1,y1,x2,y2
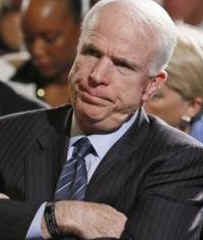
[
  {"x1": 0, "y1": 105, "x2": 203, "y2": 240},
  {"x1": 0, "y1": 81, "x2": 46, "y2": 116}
]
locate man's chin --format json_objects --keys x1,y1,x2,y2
[
  {"x1": 76, "y1": 111, "x2": 123, "y2": 134},
  {"x1": 79, "y1": 108, "x2": 107, "y2": 122}
]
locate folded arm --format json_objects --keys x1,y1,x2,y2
[{"x1": 41, "y1": 200, "x2": 127, "y2": 239}]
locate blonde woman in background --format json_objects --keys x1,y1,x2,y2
[{"x1": 146, "y1": 23, "x2": 203, "y2": 142}]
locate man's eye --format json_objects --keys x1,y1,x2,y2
[
  {"x1": 117, "y1": 62, "x2": 128, "y2": 69},
  {"x1": 82, "y1": 48, "x2": 101, "y2": 58},
  {"x1": 114, "y1": 60, "x2": 133, "y2": 71}
]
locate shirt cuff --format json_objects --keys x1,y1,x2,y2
[{"x1": 26, "y1": 202, "x2": 47, "y2": 239}]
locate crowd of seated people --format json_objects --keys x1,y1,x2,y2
[
  {"x1": 0, "y1": 0, "x2": 82, "y2": 117},
  {"x1": 0, "y1": 0, "x2": 81, "y2": 106},
  {"x1": 10, "y1": 0, "x2": 81, "y2": 107},
  {"x1": 0, "y1": 0, "x2": 46, "y2": 116},
  {"x1": 0, "y1": 1, "x2": 24, "y2": 82}
]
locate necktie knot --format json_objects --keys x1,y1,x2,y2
[{"x1": 73, "y1": 137, "x2": 95, "y2": 159}]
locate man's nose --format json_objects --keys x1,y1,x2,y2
[{"x1": 89, "y1": 57, "x2": 111, "y2": 86}]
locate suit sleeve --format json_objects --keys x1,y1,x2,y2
[
  {"x1": 0, "y1": 199, "x2": 40, "y2": 239},
  {"x1": 0, "y1": 113, "x2": 47, "y2": 239},
  {"x1": 121, "y1": 145, "x2": 203, "y2": 240}
]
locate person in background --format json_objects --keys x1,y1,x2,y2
[
  {"x1": 146, "y1": 23, "x2": 203, "y2": 143},
  {"x1": 0, "y1": 7, "x2": 23, "y2": 55},
  {"x1": 10, "y1": 0, "x2": 81, "y2": 106},
  {"x1": 0, "y1": 1, "x2": 47, "y2": 115},
  {"x1": 0, "y1": 2, "x2": 31, "y2": 94},
  {"x1": 163, "y1": 0, "x2": 203, "y2": 26},
  {"x1": 153, "y1": 0, "x2": 203, "y2": 29},
  {"x1": 0, "y1": 0, "x2": 203, "y2": 239}
]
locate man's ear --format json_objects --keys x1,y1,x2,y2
[{"x1": 142, "y1": 70, "x2": 167, "y2": 104}]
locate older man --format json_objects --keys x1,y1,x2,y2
[{"x1": 0, "y1": 0, "x2": 203, "y2": 239}]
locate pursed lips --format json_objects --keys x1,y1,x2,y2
[{"x1": 77, "y1": 85, "x2": 114, "y2": 105}]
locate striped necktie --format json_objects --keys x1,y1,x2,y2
[{"x1": 55, "y1": 137, "x2": 95, "y2": 201}]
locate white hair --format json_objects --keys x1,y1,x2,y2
[{"x1": 81, "y1": 0, "x2": 177, "y2": 76}]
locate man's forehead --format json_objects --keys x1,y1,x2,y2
[
  {"x1": 88, "y1": 1, "x2": 134, "y2": 24},
  {"x1": 79, "y1": 27, "x2": 152, "y2": 74},
  {"x1": 82, "y1": 8, "x2": 152, "y2": 50},
  {"x1": 84, "y1": 6, "x2": 138, "y2": 37}
]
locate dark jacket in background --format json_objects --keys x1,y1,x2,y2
[
  {"x1": 11, "y1": 60, "x2": 60, "y2": 100},
  {"x1": 0, "y1": 81, "x2": 46, "y2": 116}
]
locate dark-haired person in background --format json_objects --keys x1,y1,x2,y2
[{"x1": 10, "y1": 0, "x2": 81, "y2": 106}]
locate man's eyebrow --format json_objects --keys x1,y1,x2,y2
[
  {"x1": 81, "y1": 43, "x2": 141, "y2": 71},
  {"x1": 112, "y1": 55, "x2": 141, "y2": 71},
  {"x1": 82, "y1": 43, "x2": 103, "y2": 54}
]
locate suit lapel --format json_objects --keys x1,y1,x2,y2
[
  {"x1": 24, "y1": 106, "x2": 73, "y2": 203},
  {"x1": 86, "y1": 108, "x2": 150, "y2": 201},
  {"x1": 24, "y1": 106, "x2": 150, "y2": 203}
]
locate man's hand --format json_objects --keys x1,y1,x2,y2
[{"x1": 42, "y1": 201, "x2": 127, "y2": 239}]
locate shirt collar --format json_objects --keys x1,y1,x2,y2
[{"x1": 70, "y1": 111, "x2": 138, "y2": 159}]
